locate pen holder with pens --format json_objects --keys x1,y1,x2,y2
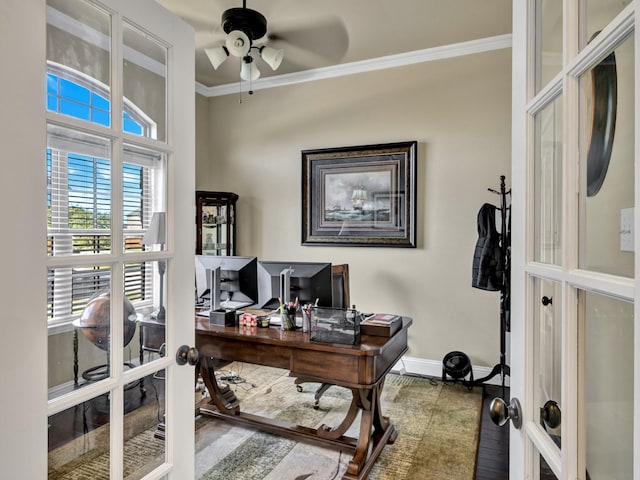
[
  {"x1": 281, "y1": 312, "x2": 297, "y2": 331},
  {"x1": 279, "y1": 299, "x2": 299, "y2": 331}
]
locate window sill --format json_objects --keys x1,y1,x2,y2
[{"x1": 48, "y1": 321, "x2": 75, "y2": 336}]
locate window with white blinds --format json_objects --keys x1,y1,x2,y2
[{"x1": 46, "y1": 65, "x2": 160, "y2": 327}]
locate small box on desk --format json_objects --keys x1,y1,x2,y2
[
  {"x1": 209, "y1": 309, "x2": 236, "y2": 326},
  {"x1": 360, "y1": 314, "x2": 402, "y2": 337},
  {"x1": 309, "y1": 307, "x2": 361, "y2": 345}
]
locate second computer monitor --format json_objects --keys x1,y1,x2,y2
[{"x1": 257, "y1": 261, "x2": 332, "y2": 309}]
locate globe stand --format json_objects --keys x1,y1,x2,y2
[
  {"x1": 82, "y1": 363, "x2": 110, "y2": 382},
  {"x1": 79, "y1": 353, "x2": 139, "y2": 390}
]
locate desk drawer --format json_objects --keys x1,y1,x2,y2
[
  {"x1": 198, "y1": 338, "x2": 291, "y2": 370},
  {"x1": 291, "y1": 350, "x2": 360, "y2": 385}
]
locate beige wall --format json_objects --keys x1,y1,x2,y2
[{"x1": 196, "y1": 48, "x2": 512, "y2": 368}]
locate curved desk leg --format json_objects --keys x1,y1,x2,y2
[
  {"x1": 317, "y1": 388, "x2": 361, "y2": 440},
  {"x1": 346, "y1": 387, "x2": 375, "y2": 476},
  {"x1": 344, "y1": 379, "x2": 397, "y2": 480},
  {"x1": 198, "y1": 355, "x2": 240, "y2": 415},
  {"x1": 372, "y1": 377, "x2": 396, "y2": 443}
]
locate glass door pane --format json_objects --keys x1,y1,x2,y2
[
  {"x1": 536, "y1": 0, "x2": 563, "y2": 91},
  {"x1": 581, "y1": 0, "x2": 632, "y2": 51},
  {"x1": 579, "y1": 34, "x2": 634, "y2": 277},
  {"x1": 534, "y1": 97, "x2": 563, "y2": 265},
  {"x1": 534, "y1": 278, "x2": 562, "y2": 445},
  {"x1": 48, "y1": 266, "x2": 113, "y2": 398},
  {"x1": 123, "y1": 368, "x2": 166, "y2": 478},
  {"x1": 123, "y1": 144, "x2": 167, "y2": 253},
  {"x1": 48, "y1": 394, "x2": 111, "y2": 477},
  {"x1": 46, "y1": 0, "x2": 111, "y2": 126},
  {"x1": 47, "y1": 125, "x2": 113, "y2": 257},
  {"x1": 122, "y1": 22, "x2": 167, "y2": 141},
  {"x1": 530, "y1": 277, "x2": 563, "y2": 479},
  {"x1": 580, "y1": 290, "x2": 634, "y2": 478}
]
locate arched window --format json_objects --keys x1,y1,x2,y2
[{"x1": 46, "y1": 61, "x2": 156, "y2": 137}]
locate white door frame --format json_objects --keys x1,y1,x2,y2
[
  {"x1": 511, "y1": 1, "x2": 639, "y2": 479},
  {"x1": 0, "y1": 1, "x2": 49, "y2": 477},
  {"x1": 0, "y1": 1, "x2": 196, "y2": 477}
]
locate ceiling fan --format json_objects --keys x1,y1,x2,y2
[
  {"x1": 202, "y1": 0, "x2": 349, "y2": 84},
  {"x1": 205, "y1": 1, "x2": 282, "y2": 81}
]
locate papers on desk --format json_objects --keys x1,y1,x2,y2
[{"x1": 362, "y1": 313, "x2": 400, "y2": 324}]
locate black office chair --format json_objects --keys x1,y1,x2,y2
[{"x1": 295, "y1": 264, "x2": 350, "y2": 409}]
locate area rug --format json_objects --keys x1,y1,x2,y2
[
  {"x1": 48, "y1": 398, "x2": 165, "y2": 480},
  {"x1": 195, "y1": 363, "x2": 483, "y2": 480}
]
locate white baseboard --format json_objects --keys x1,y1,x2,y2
[{"x1": 391, "y1": 355, "x2": 510, "y2": 387}]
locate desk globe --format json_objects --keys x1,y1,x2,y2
[{"x1": 75, "y1": 292, "x2": 138, "y2": 382}]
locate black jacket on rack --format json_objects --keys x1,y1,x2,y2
[{"x1": 472, "y1": 203, "x2": 504, "y2": 291}]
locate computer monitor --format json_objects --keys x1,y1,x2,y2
[
  {"x1": 257, "y1": 261, "x2": 332, "y2": 309},
  {"x1": 195, "y1": 255, "x2": 258, "y2": 310}
]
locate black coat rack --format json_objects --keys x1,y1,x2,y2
[{"x1": 473, "y1": 175, "x2": 511, "y2": 397}]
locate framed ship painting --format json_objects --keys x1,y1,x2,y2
[{"x1": 302, "y1": 141, "x2": 417, "y2": 247}]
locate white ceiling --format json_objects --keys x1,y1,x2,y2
[{"x1": 156, "y1": 0, "x2": 512, "y2": 88}]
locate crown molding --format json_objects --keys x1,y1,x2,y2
[{"x1": 196, "y1": 33, "x2": 512, "y2": 98}]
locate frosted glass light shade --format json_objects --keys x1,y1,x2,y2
[
  {"x1": 240, "y1": 58, "x2": 260, "y2": 81},
  {"x1": 259, "y1": 46, "x2": 284, "y2": 70},
  {"x1": 226, "y1": 30, "x2": 251, "y2": 57},
  {"x1": 205, "y1": 46, "x2": 229, "y2": 70}
]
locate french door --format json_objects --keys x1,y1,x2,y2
[
  {"x1": 511, "y1": 1, "x2": 638, "y2": 479},
  {"x1": 1, "y1": 0, "x2": 195, "y2": 478}
]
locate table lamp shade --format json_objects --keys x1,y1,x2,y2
[{"x1": 142, "y1": 212, "x2": 166, "y2": 247}]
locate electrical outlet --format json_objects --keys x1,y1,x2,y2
[{"x1": 620, "y1": 208, "x2": 634, "y2": 252}]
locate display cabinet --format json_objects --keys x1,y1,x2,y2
[{"x1": 196, "y1": 191, "x2": 238, "y2": 256}]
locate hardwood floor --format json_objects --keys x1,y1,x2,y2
[{"x1": 475, "y1": 384, "x2": 510, "y2": 480}]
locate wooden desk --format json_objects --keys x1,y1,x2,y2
[{"x1": 195, "y1": 316, "x2": 412, "y2": 480}]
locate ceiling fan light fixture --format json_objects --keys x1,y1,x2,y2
[
  {"x1": 259, "y1": 46, "x2": 284, "y2": 71},
  {"x1": 225, "y1": 30, "x2": 251, "y2": 57},
  {"x1": 205, "y1": 45, "x2": 229, "y2": 70},
  {"x1": 240, "y1": 55, "x2": 260, "y2": 81}
]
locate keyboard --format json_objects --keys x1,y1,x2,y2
[
  {"x1": 221, "y1": 300, "x2": 253, "y2": 310},
  {"x1": 195, "y1": 300, "x2": 253, "y2": 317}
]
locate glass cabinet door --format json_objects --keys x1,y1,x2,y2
[{"x1": 196, "y1": 191, "x2": 238, "y2": 256}]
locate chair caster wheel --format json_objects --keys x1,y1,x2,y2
[
  {"x1": 296, "y1": 385, "x2": 303, "y2": 392},
  {"x1": 313, "y1": 403, "x2": 319, "y2": 410}
]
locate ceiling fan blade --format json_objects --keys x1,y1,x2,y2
[{"x1": 266, "y1": 15, "x2": 349, "y2": 67}]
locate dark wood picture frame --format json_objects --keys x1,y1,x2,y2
[{"x1": 302, "y1": 141, "x2": 417, "y2": 247}]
